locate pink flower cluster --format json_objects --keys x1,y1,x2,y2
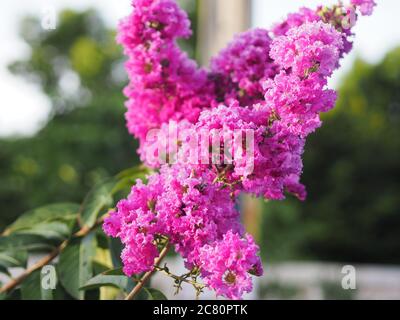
[
  {"x1": 104, "y1": 165, "x2": 243, "y2": 275},
  {"x1": 210, "y1": 28, "x2": 277, "y2": 106},
  {"x1": 119, "y1": 0, "x2": 215, "y2": 146},
  {"x1": 104, "y1": 0, "x2": 375, "y2": 299}
]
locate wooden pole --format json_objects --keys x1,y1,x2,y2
[{"x1": 197, "y1": 0, "x2": 252, "y2": 66}]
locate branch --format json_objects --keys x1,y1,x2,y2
[
  {"x1": 125, "y1": 243, "x2": 170, "y2": 300},
  {"x1": 0, "y1": 216, "x2": 106, "y2": 295}
]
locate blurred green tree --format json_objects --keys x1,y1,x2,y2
[
  {"x1": 0, "y1": 9, "x2": 136, "y2": 230},
  {"x1": 261, "y1": 47, "x2": 400, "y2": 264}
]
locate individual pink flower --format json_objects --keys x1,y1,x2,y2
[
  {"x1": 103, "y1": 210, "x2": 122, "y2": 238},
  {"x1": 199, "y1": 231, "x2": 263, "y2": 300},
  {"x1": 272, "y1": 7, "x2": 320, "y2": 36},
  {"x1": 103, "y1": 176, "x2": 164, "y2": 274},
  {"x1": 121, "y1": 237, "x2": 160, "y2": 276},
  {"x1": 270, "y1": 21, "x2": 344, "y2": 77}
]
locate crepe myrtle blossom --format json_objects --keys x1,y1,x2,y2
[
  {"x1": 199, "y1": 231, "x2": 263, "y2": 300},
  {"x1": 104, "y1": 0, "x2": 375, "y2": 299},
  {"x1": 141, "y1": 116, "x2": 256, "y2": 175},
  {"x1": 104, "y1": 165, "x2": 244, "y2": 275}
]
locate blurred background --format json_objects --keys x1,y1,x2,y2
[{"x1": 0, "y1": 0, "x2": 399, "y2": 299}]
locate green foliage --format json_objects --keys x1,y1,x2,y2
[
  {"x1": 0, "y1": 234, "x2": 52, "y2": 270},
  {"x1": 78, "y1": 181, "x2": 116, "y2": 230},
  {"x1": 3, "y1": 203, "x2": 79, "y2": 236},
  {"x1": 261, "y1": 48, "x2": 400, "y2": 264},
  {"x1": 177, "y1": 0, "x2": 199, "y2": 59},
  {"x1": 0, "y1": 204, "x2": 80, "y2": 273},
  {"x1": 144, "y1": 288, "x2": 168, "y2": 300},
  {"x1": 21, "y1": 270, "x2": 63, "y2": 300},
  {"x1": 321, "y1": 282, "x2": 354, "y2": 300},
  {"x1": 0, "y1": 244, "x2": 28, "y2": 270},
  {"x1": 58, "y1": 234, "x2": 97, "y2": 299},
  {"x1": 79, "y1": 167, "x2": 150, "y2": 229},
  {"x1": 80, "y1": 268, "x2": 135, "y2": 292},
  {"x1": 0, "y1": 166, "x2": 163, "y2": 300},
  {"x1": 258, "y1": 282, "x2": 299, "y2": 300}
]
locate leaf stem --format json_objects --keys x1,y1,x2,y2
[{"x1": 125, "y1": 243, "x2": 170, "y2": 300}]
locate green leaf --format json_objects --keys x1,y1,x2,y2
[
  {"x1": 96, "y1": 230, "x2": 109, "y2": 249},
  {"x1": 113, "y1": 167, "x2": 150, "y2": 194},
  {"x1": 57, "y1": 233, "x2": 97, "y2": 299},
  {"x1": 80, "y1": 274, "x2": 128, "y2": 291},
  {"x1": 15, "y1": 222, "x2": 71, "y2": 241},
  {"x1": 78, "y1": 180, "x2": 115, "y2": 229},
  {"x1": 144, "y1": 288, "x2": 168, "y2": 300},
  {"x1": 93, "y1": 261, "x2": 109, "y2": 275},
  {"x1": 0, "y1": 265, "x2": 10, "y2": 276},
  {"x1": 78, "y1": 166, "x2": 150, "y2": 229},
  {"x1": 0, "y1": 234, "x2": 57, "y2": 269},
  {"x1": 80, "y1": 274, "x2": 125, "y2": 291},
  {"x1": 116, "y1": 166, "x2": 150, "y2": 181},
  {"x1": 0, "y1": 251, "x2": 27, "y2": 269},
  {"x1": 21, "y1": 270, "x2": 54, "y2": 300},
  {"x1": 109, "y1": 237, "x2": 123, "y2": 268},
  {"x1": 0, "y1": 234, "x2": 58, "y2": 252},
  {"x1": 3, "y1": 203, "x2": 79, "y2": 236},
  {"x1": 2, "y1": 288, "x2": 22, "y2": 300},
  {"x1": 80, "y1": 268, "x2": 136, "y2": 293}
]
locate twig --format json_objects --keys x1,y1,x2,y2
[
  {"x1": 154, "y1": 266, "x2": 204, "y2": 289},
  {"x1": 125, "y1": 243, "x2": 170, "y2": 300},
  {"x1": 155, "y1": 265, "x2": 205, "y2": 298},
  {"x1": 0, "y1": 216, "x2": 106, "y2": 295}
]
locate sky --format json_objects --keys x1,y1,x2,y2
[{"x1": 0, "y1": 0, "x2": 399, "y2": 137}]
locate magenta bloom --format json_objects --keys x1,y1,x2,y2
[
  {"x1": 270, "y1": 21, "x2": 343, "y2": 77},
  {"x1": 118, "y1": 0, "x2": 214, "y2": 145},
  {"x1": 104, "y1": 0, "x2": 376, "y2": 299},
  {"x1": 272, "y1": 7, "x2": 320, "y2": 36},
  {"x1": 199, "y1": 231, "x2": 263, "y2": 300},
  {"x1": 211, "y1": 28, "x2": 277, "y2": 105}
]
